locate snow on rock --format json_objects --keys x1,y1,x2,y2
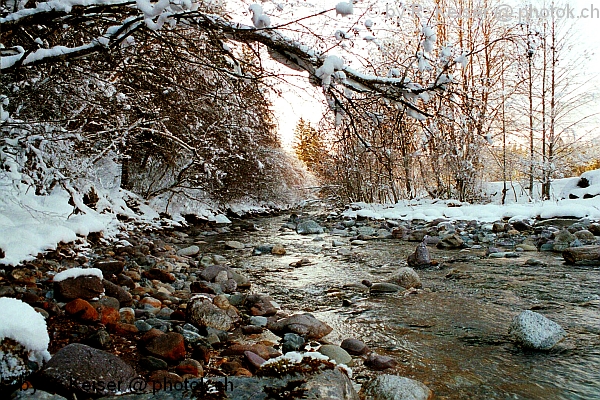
[
  {"x1": 335, "y1": 1, "x2": 354, "y2": 17},
  {"x1": 559, "y1": 169, "x2": 600, "y2": 199},
  {"x1": 53, "y1": 267, "x2": 103, "y2": 282},
  {"x1": 0, "y1": 298, "x2": 50, "y2": 386},
  {"x1": 509, "y1": 310, "x2": 566, "y2": 350}
]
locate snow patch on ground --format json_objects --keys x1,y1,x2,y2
[{"x1": 53, "y1": 267, "x2": 103, "y2": 282}]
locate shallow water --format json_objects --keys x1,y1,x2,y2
[{"x1": 215, "y1": 215, "x2": 600, "y2": 399}]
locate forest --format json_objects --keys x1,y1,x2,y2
[{"x1": 1, "y1": 0, "x2": 599, "y2": 213}]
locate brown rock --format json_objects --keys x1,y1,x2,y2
[
  {"x1": 143, "y1": 268, "x2": 176, "y2": 283},
  {"x1": 102, "y1": 279, "x2": 133, "y2": 306},
  {"x1": 98, "y1": 306, "x2": 120, "y2": 325},
  {"x1": 175, "y1": 359, "x2": 203, "y2": 377},
  {"x1": 271, "y1": 245, "x2": 286, "y2": 255},
  {"x1": 268, "y1": 313, "x2": 333, "y2": 340},
  {"x1": 147, "y1": 370, "x2": 183, "y2": 386},
  {"x1": 245, "y1": 294, "x2": 278, "y2": 317},
  {"x1": 244, "y1": 350, "x2": 266, "y2": 369},
  {"x1": 222, "y1": 343, "x2": 271, "y2": 360},
  {"x1": 93, "y1": 260, "x2": 125, "y2": 276},
  {"x1": 54, "y1": 275, "x2": 104, "y2": 301},
  {"x1": 365, "y1": 353, "x2": 398, "y2": 370},
  {"x1": 110, "y1": 323, "x2": 139, "y2": 335},
  {"x1": 340, "y1": 338, "x2": 369, "y2": 355},
  {"x1": 140, "y1": 297, "x2": 163, "y2": 308},
  {"x1": 64, "y1": 299, "x2": 99, "y2": 322},
  {"x1": 145, "y1": 332, "x2": 186, "y2": 362}
]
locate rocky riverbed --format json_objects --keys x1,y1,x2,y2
[{"x1": 1, "y1": 204, "x2": 600, "y2": 399}]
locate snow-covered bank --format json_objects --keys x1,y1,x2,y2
[{"x1": 343, "y1": 197, "x2": 600, "y2": 223}]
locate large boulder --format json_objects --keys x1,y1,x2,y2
[
  {"x1": 268, "y1": 313, "x2": 333, "y2": 339},
  {"x1": 509, "y1": 310, "x2": 566, "y2": 350},
  {"x1": 36, "y1": 343, "x2": 138, "y2": 397},
  {"x1": 360, "y1": 374, "x2": 433, "y2": 400}
]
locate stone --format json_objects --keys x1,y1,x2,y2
[
  {"x1": 509, "y1": 310, "x2": 566, "y2": 350},
  {"x1": 407, "y1": 229, "x2": 427, "y2": 242},
  {"x1": 93, "y1": 260, "x2": 125, "y2": 276},
  {"x1": 282, "y1": 333, "x2": 305, "y2": 353},
  {"x1": 186, "y1": 296, "x2": 234, "y2": 331},
  {"x1": 200, "y1": 265, "x2": 232, "y2": 282},
  {"x1": 249, "y1": 316, "x2": 268, "y2": 327},
  {"x1": 11, "y1": 389, "x2": 67, "y2": 400},
  {"x1": 101, "y1": 279, "x2": 133, "y2": 307},
  {"x1": 268, "y1": 313, "x2": 333, "y2": 340},
  {"x1": 244, "y1": 351, "x2": 267, "y2": 369},
  {"x1": 245, "y1": 294, "x2": 279, "y2": 316},
  {"x1": 145, "y1": 332, "x2": 186, "y2": 362},
  {"x1": 147, "y1": 370, "x2": 183, "y2": 386},
  {"x1": 588, "y1": 223, "x2": 600, "y2": 236},
  {"x1": 119, "y1": 307, "x2": 136, "y2": 324},
  {"x1": 86, "y1": 328, "x2": 112, "y2": 349},
  {"x1": 64, "y1": 299, "x2": 99, "y2": 322},
  {"x1": 140, "y1": 296, "x2": 162, "y2": 308},
  {"x1": 340, "y1": 338, "x2": 369, "y2": 355},
  {"x1": 0, "y1": 338, "x2": 43, "y2": 389},
  {"x1": 177, "y1": 245, "x2": 200, "y2": 257},
  {"x1": 175, "y1": 359, "x2": 203, "y2": 377},
  {"x1": 140, "y1": 356, "x2": 168, "y2": 371},
  {"x1": 253, "y1": 245, "x2": 274, "y2": 255},
  {"x1": 271, "y1": 244, "x2": 286, "y2": 255},
  {"x1": 370, "y1": 283, "x2": 401, "y2": 294},
  {"x1": 390, "y1": 267, "x2": 422, "y2": 289},
  {"x1": 142, "y1": 268, "x2": 176, "y2": 283},
  {"x1": 511, "y1": 220, "x2": 532, "y2": 232},
  {"x1": 360, "y1": 374, "x2": 433, "y2": 400},
  {"x1": 222, "y1": 343, "x2": 273, "y2": 360},
  {"x1": 365, "y1": 353, "x2": 398, "y2": 370},
  {"x1": 318, "y1": 344, "x2": 353, "y2": 366},
  {"x1": 225, "y1": 240, "x2": 246, "y2": 250},
  {"x1": 436, "y1": 233, "x2": 465, "y2": 249},
  {"x1": 296, "y1": 220, "x2": 324, "y2": 235},
  {"x1": 36, "y1": 343, "x2": 138, "y2": 397},
  {"x1": 54, "y1": 275, "x2": 104, "y2": 301},
  {"x1": 574, "y1": 229, "x2": 596, "y2": 242}
]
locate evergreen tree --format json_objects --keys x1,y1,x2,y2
[{"x1": 293, "y1": 118, "x2": 326, "y2": 173}]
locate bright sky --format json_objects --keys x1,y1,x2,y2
[{"x1": 269, "y1": 0, "x2": 600, "y2": 148}]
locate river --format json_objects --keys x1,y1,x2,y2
[{"x1": 212, "y1": 212, "x2": 600, "y2": 399}]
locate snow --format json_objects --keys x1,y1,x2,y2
[
  {"x1": 335, "y1": 1, "x2": 353, "y2": 17},
  {"x1": 315, "y1": 55, "x2": 345, "y2": 88},
  {"x1": 53, "y1": 267, "x2": 103, "y2": 282},
  {"x1": 343, "y1": 196, "x2": 600, "y2": 223},
  {"x1": 0, "y1": 298, "x2": 51, "y2": 365},
  {"x1": 558, "y1": 169, "x2": 600, "y2": 199},
  {"x1": 249, "y1": 4, "x2": 271, "y2": 28}
]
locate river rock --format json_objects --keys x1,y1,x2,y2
[
  {"x1": 102, "y1": 279, "x2": 133, "y2": 306},
  {"x1": 225, "y1": 240, "x2": 246, "y2": 250},
  {"x1": 54, "y1": 275, "x2": 104, "y2": 301},
  {"x1": 365, "y1": 353, "x2": 398, "y2": 370},
  {"x1": 200, "y1": 265, "x2": 232, "y2": 282},
  {"x1": 142, "y1": 268, "x2": 176, "y2": 283},
  {"x1": 186, "y1": 296, "x2": 234, "y2": 331},
  {"x1": 144, "y1": 332, "x2": 186, "y2": 362},
  {"x1": 64, "y1": 299, "x2": 98, "y2": 322},
  {"x1": 268, "y1": 313, "x2": 333, "y2": 339},
  {"x1": 509, "y1": 310, "x2": 566, "y2": 350},
  {"x1": 245, "y1": 294, "x2": 279, "y2": 316},
  {"x1": 318, "y1": 344, "x2": 353, "y2": 366},
  {"x1": 245, "y1": 350, "x2": 267, "y2": 369},
  {"x1": 93, "y1": 260, "x2": 125, "y2": 276},
  {"x1": 296, "y1": 220, "x2": 324, "y2": 235},
  {"x1": 340, "y1": 338, "x2": 369, "y2": 355},
  {"x1": 370, "y1": 282, "x2": 402, "y2": 294},
  {"x1": 406, "y1": 242, "x2": 431, "y2": 269},
  {"x1": 588, "y1": 223, "x2": 600, "y2": 236},
  {"x1": 271, "y1": 244, "x2": 286, "y2": 255},
  {"x1": 511, "y1": 220, "x2": 532, "y2": 232},
  {"x1": 360, "y1": 374, "x2": 433, "y2": 400},
  {"x1": 37, "y1": 343, "x2": 138, "y2": 397},
  {"x1": 552, "y1": 229, "x2": 576, "y2": 251},
  {"x1": 574, "y1": 229, "x2": 596, "y2": 242},
  {"x1": 436, "y1": 233, "x2": 465, "y2": 249},
  {"x1": 282, "y1": 333, "x2": 305, "y2": 353},
  {"x1": 562, "y1": 245, "x2": 600, "y2": 265},
  {"x1": 177, "y1": 245, "x2": 200, "y2": 257},
  {"x1": 389, "y1": 267, "x2": 422, "y2": 289}
]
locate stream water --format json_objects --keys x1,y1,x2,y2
[{"x1": 208, "y1": 213, "x2": 600, "y2": 399}]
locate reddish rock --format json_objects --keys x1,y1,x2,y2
[
  {"x1": 222, "y1": 343, "x2": 271, "y2": 360},
  {"x1": 140, "y1": 297, "x2": 162, "y2": 308},
  {"x1": 234, "y1": 368, "x2": 253, "y2": 377},
  {"x1": 94, "y1": 260, "x2": 125, "y2": 276},
  {"x1": 141, "y1": 328, "x2": 165, "y2": 344},
  {"x1": 98, "y1": 306, "x2": 120, "y2": 325},
  {"x1": 145, "y1": 332, "x2": 186, "y2": 362},
  {"x1": 340, "y1": 338, "x2": 369, "y2": 355},
  {"x1": 65, "y1": 299, "x2": 99, "y2": 322},
  {"x1": 245, "y1": 294, "x2": 278, "y2": 317},
  {"x1": 175, "y1": 359, "x2": 203, "y2": 377},
  {"x1": 244, "y1": 351, "x2": 266, "y2": 369},
  {"x1": 110, "y1": 323, "x2": 139, "y2": 335}
]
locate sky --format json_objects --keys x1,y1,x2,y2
[{"x1": 268, "y1": 0, "x2": 600, "y2": 148}]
